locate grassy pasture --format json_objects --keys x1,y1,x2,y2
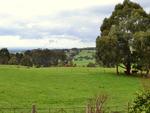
[
  {"x1": 0, "y1": 65, "x2": 146, "y2": 110},
  {"x1": 74, "y1": 50, "x2": 95, "y2": 66}
]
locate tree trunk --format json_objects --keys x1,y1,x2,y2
[
  {"x1": 145, "y1": 69, "x2": 149, "y2": 77},
  {"x1": 126, "y1": 63, "x2": 131, "y2": 75},
  {"x1": 116, "y1": 64, "x2": 119, "y2": 75}
]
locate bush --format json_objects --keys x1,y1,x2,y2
[
  {"x1": 87, "y1": 62, "x2": 96, "y2": 67},
  {"x1": 86, "y1": 94, "x2": 108, "y2": 113},
  {"x1": 35, "y1": 65, "x2": 41, "y2": 68},
  {"x1": 129, "y1": 90, "x2": 150, "y2": 113}
]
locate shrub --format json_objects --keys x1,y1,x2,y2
[
  {"x1": 86, "y1": 94, "x2": 108, "y2": 113},
  {"x1": 87, "y1": 62, "x2": 96, "y2": 67},
  {"x1": 129, "y1": 90, "x2": 150, "y2": 113},
  {"x1": 35, "y1": 65, "x2": 41, "y2": 68}
]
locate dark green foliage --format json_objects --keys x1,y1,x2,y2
[
  {"x1": 0, "y1": 48, "x2": 10, "y2": 64},
  {"x1": 15, "y1": 53, "x2": 23, "y2": 64},
  {"x1": 87, "y1": 62, "x2": 96, "y2": 67},
  {"x1": 31, "y1": 49, "x2": 67, "y2": 67},
  {"x1": 0, "y1": 48, "x2": 67, "y2": 67},
  {"x1": 129, "y1": 91, "x2": 150, "y2": 113},
  {"x1": 20, "y1": 55, "x2": 33, "y2": 67},
  {"x1": 8, "y1": 56, "x2": 18, "y2": 65},
  {"x1": 22, "y1": 49, "x2": 67, "y2": 67},
  {"x1": 96, "y1": 35, "x2": 118, "y2": 67},
  {"x1": 100, "y1": 0, "x2": 147, "y2": 36},
  {"x1": 96, "y1": 0, "x2": 149, "y2": 75},
  {"x1": 133, "y1": 31, "x2": 150, "y2": 76}
]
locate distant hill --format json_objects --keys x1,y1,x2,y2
[{"x1": 65, "y1": 47, "x2": 96, "y2": 66}]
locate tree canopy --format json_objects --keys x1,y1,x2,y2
[
  {"x1": 96, "y1": 0, "x2": 150, "y2": 75},
  {"x1": 0, "y1": 48, "x2": 67, "y2": 67}
]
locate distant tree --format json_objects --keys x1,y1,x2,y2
[
  {"x1": 8, "y1": 56, "x2": 18, "y2": 65},
  {"x1": 71, "y1": 48, "x2": 80, "y2": 55},
  {"x1": 0, "y1": 48, "x2": 68, "y2": 67},
  {"x1": 24, "y1": 50, "x2": 32, "y2": 56},
  {"x1": 15, "y1": 53, "x2": 23, "y2": 64},
  {"x1": 20, "y1": 55, "x2": 33, "y2": 67},
  {"x1": 0, "y1": 48, "x2": 10, "y2": 64},
  {"x1": 31, "y1": 49, "x2": 67, "y2": 67}
]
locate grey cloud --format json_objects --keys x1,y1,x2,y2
[
  {"x1": 57, "y1": 5, "x2": 114, "y2": 17},
  {"x1": 0, "y1": 1, "x2": 149, "y2": 46},
  {"x1": 0, "y1": 5, "x2": 105, "y2": 42}
]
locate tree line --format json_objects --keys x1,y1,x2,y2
[
  {"x1": 0, "y1": 48, "x2": 67, "y2": 67},
  {"x1": 96, "y1": 0, "x2": 150, "y2": 76}
]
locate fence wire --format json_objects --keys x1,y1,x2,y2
[{"x1": 0, "y1": 106, "x2": 129, "y2": 113}]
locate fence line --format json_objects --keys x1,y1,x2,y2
[{"x1": 0, "y1": 104, "x2": 129, "y2": 113}]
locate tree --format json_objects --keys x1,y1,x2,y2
[
  {"x1": 133, "y1": 31, "x2": 150, "y2": 77},
  {"x1": 15, "y1": 53, "x2": 23, "y2": 64},
  {"x1": 29, "y1": 49, "x2": 67, "y2": 67},
  {"x1": 8, "y1": 56, "x2": 18, "y2": 65},
  {"x1": 20, "y1": 55, "x2": 33, "y2": 67},
  {"x1": 0, "y1": 48, "x2": 10, "y2": 64},
  {"x1": 96, "y1": 0, "x2": 149, "y2": 75},
  {"x1": 96, "y1": 35, "x2": 117, "y2": 67}
]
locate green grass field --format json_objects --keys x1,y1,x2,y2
[{"x1": 0, "y1": 65, "x2": 146, "y2": 110}]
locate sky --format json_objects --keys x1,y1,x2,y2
[{"x1": 0, "y1": 0, "x2": 149, "y2": 49}]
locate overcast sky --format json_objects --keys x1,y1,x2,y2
[{"x1": 0, "y1": 0, "x2": 149, "y2": 49}]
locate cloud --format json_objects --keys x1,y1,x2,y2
[
  {"x1": 0, "y1": 0, "x2": 149, "y2": 48},
  {"x1": 0, "y1": 0, "x2": 122, "y2": 18},
  {"x1": 136, "y1": 0, "x2": 150, "y2": 9},
  {"x1": 0, "y1": 5, "x2": 109, "y2": 41},
  {"x1": 0, "y1": 35, "x2": 95, "y2": 49}
]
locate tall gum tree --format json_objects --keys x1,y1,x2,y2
[
  {"x1": 96, "y1": 0, "x2": 149, "y2": 75},
  {"x1": 133, "y1": 31, "x2": 150, "y2": 77}
]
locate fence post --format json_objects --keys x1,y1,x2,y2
[
  {"x1": 31, "y1": 105, "x2": 36, "y2": 113},
  {"x1": 86, "y1": 104, "x2": 90, "y2": 113}
]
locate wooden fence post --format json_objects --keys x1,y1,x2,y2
[
  {"x1": 86, "y1": 104, "x2": 90, "y2": 113},
  {"x1": 31, "y1": 105, "x2": 36, "y2": 113}
]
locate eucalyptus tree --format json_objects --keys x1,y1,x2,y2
[
  {"x1": 133, "y1": 31, "x2": 150, "y2": 76},
  {"x1": 96, "y1": 0, "x2": 149, "y2": 75},
  {"x1": 0, "y1": 48, "x2": 10, "y2": 64}
]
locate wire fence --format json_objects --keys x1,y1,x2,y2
[{"x1": 0, "y1": 105, "x2": 129, "y2": 113}]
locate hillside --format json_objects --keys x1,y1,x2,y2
[{"x1": 65, "y1": 48, "x2": 96, "y2": 67}]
